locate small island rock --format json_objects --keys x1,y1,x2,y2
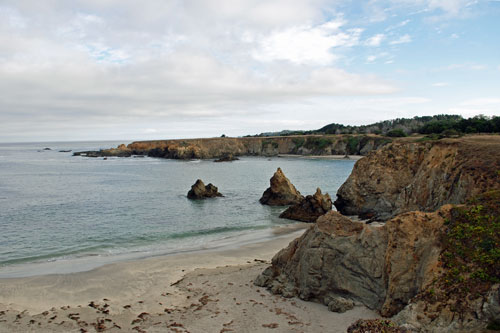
[
  {"x1": 259, "y1": 168, "x2": 303, "y2": 206},
  {"x1": 279, "y1": 188, "x2": 332, "y2": 222},
  {"x1": 187, "y1": 179, "x2": 223, "y2": 199}
]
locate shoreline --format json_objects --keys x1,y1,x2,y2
[
  {"x1": 278, "y1": 154, "x2": 364, "y2": 160},
  {"x1": 0, "y1": 225, "x2": 379, "y2": 332},
  {"x1": 0, "y1": 223, "x2": 311, "y2": 279}
]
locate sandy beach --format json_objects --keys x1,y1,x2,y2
[{"x1": 0, "y1": 225, "x2": 379, "y2": 332}]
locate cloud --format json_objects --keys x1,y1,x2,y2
[
  {"x1": 390, "y1": 34, "x2": 412, "y2": 45},
  {"x1": 432, "y1": 82, "x2": 449, "y2": 87},
  {"x1": 252, "y1": 19, "x2": 363, "y2": 65},
  {"x1": 448, "y1": 98, "x2": 500, "y2": 117},
  {"x1": 365, "y1": 33, "x2": 385, "y2": 47}
]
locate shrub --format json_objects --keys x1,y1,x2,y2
[{"x1": 386, "y1": 129, "x2": 407, "y2": 137}]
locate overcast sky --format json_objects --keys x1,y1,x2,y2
[{"x1": 1, "y1": 0, "x2": 499, "y2": 142}]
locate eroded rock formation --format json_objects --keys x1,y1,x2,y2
[
  {"x1": 334, "y1": 138, "x2": 500, "y2": 221},
  {"x1": 259, "y1": 168, "x2": 303, "y2": 206},
  {"x1": 255, "y1": 208, "x2": 449, "y2": 314},
  {"x1": 279, "y1": 188, "x2": 332, "y2": 222},
  {"x1": 187, "y1": 179, "x2": 223, "y2": 199}
]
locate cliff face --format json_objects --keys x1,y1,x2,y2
[
  {"x1": 334, "y1": 137, "x2": 500, "y2": 221},
  {"x1": 75, "y1": 135, "x2": 391, "y2": 159}
]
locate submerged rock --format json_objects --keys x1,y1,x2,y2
[
  {"x1": 187, "y1": 179, "x2": 223, "y2": 199},
  {"x1": 259, "y1": 168, "x2": 303, "y2": 206},
  {"x1": 279, "y1": 188, "x2": 332, "y2": 222}
]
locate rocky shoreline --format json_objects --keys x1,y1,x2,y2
[
  {"x1": 255, "y1": 135, "x2": 500, "y2": 332},
  {"x1": 73, "y1": 135, "x2": 392, "y2": 160}
]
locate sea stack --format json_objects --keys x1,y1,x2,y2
[
  {"x1": 259, "y1": 168, "x2": 303, "y2": 206},
  {"x1": 187, "y1": 179, "x2": 223, "y2": 199},
  {"x1": 279, "y1": 188, "x2": 332, "y2": 222}
]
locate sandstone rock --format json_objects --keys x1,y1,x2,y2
[
  {"x1": 187, "y1": 179, "x2": 223, "y2": 199},
  {"x1": 279, "y1": 188, "x2": 332, "y2": 222},
  {"x1": 255, "y1": 207, "x2": 451, "y2": 314},
  {"x1": 334, "y1": 139, "x2": 500, "y2": 221},
  {"x1": 259, "y1": 168, "x2": 303, "y2": 206}
]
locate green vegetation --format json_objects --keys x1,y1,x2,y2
[
  {"x1": 386, "y1": 129, "x2": 407, "y2": 137},
  {"x1": 418, "y1": 191, "x2": 500, "y2": 317},
  {"x1": 292, "y1": 137, "x2": 305, "y2": 149},
  {"x1": 304, "y1": 137, "x2": 332, "y2": 150},
  {"x1": 261, "y1": 139, "x2": 278, "y2": 149},
  {"x1": 345, "y1": 136, "x2": 360, "y2": 154},
  {"x1": 419, "y1": 115, "x2": 500, "y2": 135},
  {"x1": 249, "y1": 114, "x2": 500, "y2": 138},
  {"x1": 441, "y1": 190, "x2": 500, "y2": 286}
]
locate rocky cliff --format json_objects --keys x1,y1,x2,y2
[
  {"x1": 74, "y1": 135, "x2": 391, "y2": 159},
  {"x1": 256, "y1": 136, "x2": 500, "y2": 332},
  {"x1": 334, "y1": 136, "x2": 500, "y2": 221}
]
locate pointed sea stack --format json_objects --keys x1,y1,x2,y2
[
  {"x1": 279, "y1": 187, "x2": 332, "y2": 222},
  {"x1": 187, "y1": 179, "x2": 223, "y2": 199},
  {"x1": 259, "y1": 168, "x2": 303, "y2": 206}
]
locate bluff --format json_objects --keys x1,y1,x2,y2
[
  {"x1": 256, "y1": 136, "x2": 500, "y2": 332},
  {"x1": 334, "y1": 136, "x2": 500, "y2": 221},
  {"x1": 73, "y1": 135, "x2": 391, "y2": 159}
]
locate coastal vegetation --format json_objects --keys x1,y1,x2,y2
[{"x1": 250, "y1": 114, "x2": 500, "y2": 137}]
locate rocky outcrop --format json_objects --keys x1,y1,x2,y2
[
  {"x1": 259, "y1": 168, "x2": 303, "y2": 206},
  {"x1": 187, "y1": 179, "x2": 223, "y2": 199},
  {"x1": 334, "y1": 138, "x2": 500, "y2": 221},
  {"x1": 74, "y1": 135, "x2": 392, "y2": 160},
  {"x1": 214, "y1": 153, "x2": 239, "y2": 162},
  {"x1": 255, "y1": 208, "x2": 450, "y2": 316},
  {"x1": 279, "y1": 188, "x2": 332, "y2": 222}
]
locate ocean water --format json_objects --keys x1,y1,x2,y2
[{"x1": 0, "y1": 141, "x2": 355, "y2": 277}]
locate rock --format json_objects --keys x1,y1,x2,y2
[
  {"x1": 334, "y1": 139, "x2": 500, "y2": 221},
  {"x1": 279, "y1": 188, "x2": 332, "y2": 222},
  {"x1": 325, "y1": 295, "x2": 354, "y2": 313},
  {"x1": 187, "y1": 179, "x2": 223, "y2": 199},
  {"x1": 347, "y1": 319, "x2": 410, "y2": 333},
  {"x1": 214, "y1": 153, "x2": 239, "y2": 162},
  {"x1": 255, "y1": 207, "x2": 452, "y2": 313},
  {"x1": 259, "y1": 168, "x2": 303, "y2": 206}
]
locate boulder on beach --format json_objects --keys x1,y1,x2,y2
[
  {"x1": 259, "y1": 168, "x2": 303, "y2": 206},
  {"x1": 279, "y1": 188, "x2": 332, "y2": 222},
  {"x1": 187, "y1": 179, "x2": 223, "y2": 199}
]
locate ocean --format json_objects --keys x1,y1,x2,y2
[{"x1": 0, "y1": 141, "x2": 355, "y2": 278}]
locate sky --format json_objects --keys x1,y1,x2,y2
[{"x1": 0, "y1": 0, "x2": 499, "y2": 142}]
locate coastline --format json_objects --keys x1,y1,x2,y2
[
  {"x1": 0, "y1": 225, "x2": 379, "y2": 332},
  {"x1": 278, "y1": 154, "x2": 364, "y2": 160}
]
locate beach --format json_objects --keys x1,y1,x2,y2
[{"x1": 0, "y1": 226, "x2": 379, "y2": 332}]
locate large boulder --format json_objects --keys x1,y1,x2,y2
[
  {"x1": 279, "y1": 188, "x2": 332, "y2": 222},
  {"x1": 259, "y1": 168, "x2": 303, "y2": 206},
  {"x1": 255, "y1": 207, "x2": 451, "y2": 314},
  {"x1": 187, "y1": 179, "x2": 223, "y2": 199}
]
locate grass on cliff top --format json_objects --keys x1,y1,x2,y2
[{"x1": 422, "y1": 190, "x2": 500, "y2": 316}]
